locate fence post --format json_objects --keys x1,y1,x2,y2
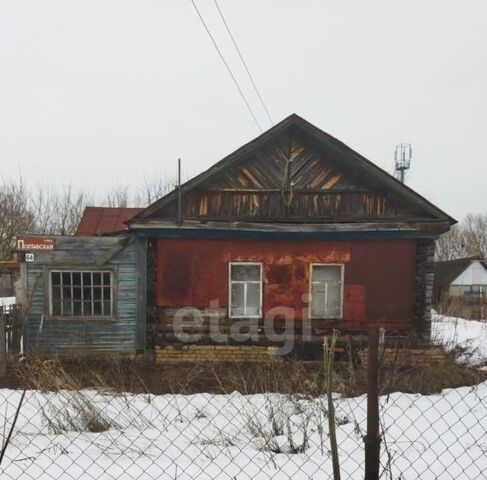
[
  {"x1": 0, "y1": 311, "x2": 6, "y2": 378},
  {"x1": 11, "y1": 305, "x2": 21, "y2": 356},
  {"x1": 364, "y1": 327, "x2": 381, "y2": 480}
]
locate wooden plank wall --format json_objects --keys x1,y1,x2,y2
[
  {"x1": 157, "y1": 128, "x2": 430, "y2": 222},
  {"x1": 23, "y1": 235, "x2": 138, "y2": 355}
]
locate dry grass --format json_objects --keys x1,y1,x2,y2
[
  {"x1": 16, "y1": 358, "x2": 115, "y2": 433},
  {"x1": 5, "y1": 347, "x2": 486, "y2": 399}
]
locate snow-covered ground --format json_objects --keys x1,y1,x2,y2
[
  {"x1": 0, "y1": 297, "x2": 15, "y2": 307},
  {"x1": 1, "y1": 382, "x2": 486, "y2": 480},
  {"x1": 1, "y1": 314, "x2": 486, "y2": 480},
  {"x1": 431, "y1": 313, "x2": 487, "y2": 366}
]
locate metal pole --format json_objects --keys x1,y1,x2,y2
[
  {"x1": 177, "y1": 158, "x2": 182, "y2": 226},
  {"x1": 0, "y1": 312, "x2": 6, "y2": 378},
  {"x1": 364, "y1": 327, "x2": 381, "y2": 480}
]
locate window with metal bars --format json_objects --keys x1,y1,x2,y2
[{"x1": 50, "y1": 271, "x2": 113, "y2": 318}]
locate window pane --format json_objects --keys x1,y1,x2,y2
[
  {"x1": 93, "y1": 301, "x2": 102, "y2": 315},
  {"x1": 62, "y1": 287, "x2": 72, "y2": 301},
  {"x1": 231, "y1": 283, "x2": 245, "y2": 316},
  {"x1": 313, "y1": 265, "x2": 341, "y2": 283},
  {"x1": 52, "y1": 272, "x2": 61, "y2": 286},
  {"x1": 93, "y1": 287, "x2": 102, "y2": 300},
  {"x1": 311, "y1": 291, "x2": 327, "y2": 318},
  {"x1": 52, "y1": 287, "x2": 61, "y2": 302},
  {"x1": 103, "y1": 301, "x2": 111, "y2": 316},
  {"x1": 83, "y1": 272, "x2": 92, "y2": 286},
  {"x1": 73, "y1": 287, "x2": 82, "y2": 301},
  {"x1": 325, "y1": 282, "x2": 341, "y2": 318},
  {"x1": 103, "y1": 287, "x2": 111, "y2": 301},
  {"x1": 62, "y1": 299, "x2": 72, "y2": 316},
  {"x1": 231, "y1": 264, "x2": 260, "y2": 281},
  {"x1": 73, "y1": 302, "x2": 82, "y2": 315},
  {"x1": 93, "y1": 273, "x2": 102, "y2": 286},
  {"x1": 312, "y1": 282, "x2": 327, "y2": 293},
  {"x1": 103, "y1": 272, "x2": 111, "y2": 286},
  {"x1": 84, "y1": 300, "x2": 93, "y2": 316},
  {"x1": 52, "y1": 301, "x2": 61, "y2": 316},
  {"x1": 62, "y1": 272, "x2": 71, "y2": 286},
  {"x1": 246, "y1": 282, "x2": 261, "y2": 316},
  {"x1": 72, "y1": 272, "x2": 81, "y2": 285}
]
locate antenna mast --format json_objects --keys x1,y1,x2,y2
[{"x1": 394, "y1": 143, "x2": 412, "y2": 183}]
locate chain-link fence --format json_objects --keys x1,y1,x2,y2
[{"x1": 1, "y1": 318, "x2": 487, "y2": 479}]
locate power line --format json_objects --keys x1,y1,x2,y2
[
  {"x1": 213, "y1": 0, "x2": 273, "y2": 126},
  {"x1": 189, "y1": 0, "x2": 263, "y2": 132}
]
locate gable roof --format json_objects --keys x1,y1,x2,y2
[
  {"x1": 76, "y1": 207, "x2": 143, "y2": 236},
  {"x1": 130, "y1": 114, "x2": 455, "y2": 225},
  {"x1": 434, "y1": 256, "x2": 486, "y2": 298}
]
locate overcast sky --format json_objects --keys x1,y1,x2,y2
[{"x1": 1, "y1": 0, "x2": 486, "y2": 221}]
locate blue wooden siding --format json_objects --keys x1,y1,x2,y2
[{"x1": 23, "y1": 235, "x2": 139, "y2": 355}]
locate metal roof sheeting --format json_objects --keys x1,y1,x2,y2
[{"x1": 75, "y1": 207, "x2": 143, "y2": 236}]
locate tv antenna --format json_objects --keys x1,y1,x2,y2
[{"x1": 394, "y1": 143, "x2": 412, "y2": 183}]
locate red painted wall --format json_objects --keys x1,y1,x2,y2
[{"x1": 156, "y1": 238, "x2": 417, "y2": 329}]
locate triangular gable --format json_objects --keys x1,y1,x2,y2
[
  {"x1": 451, "y1": 260, "x2": 487, "y2": 285},
  {"x1": 131, "y1": 114, "x2": 455, "y2": 226}
]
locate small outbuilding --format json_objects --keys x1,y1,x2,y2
[
  {"x1": 434, "y1": 257, "x2": 487, "y2": 320},
  {"x1": 18, "y1": 234, "x2": 145, "y2": 355}
]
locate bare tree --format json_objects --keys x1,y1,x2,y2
[
  {"x1": 31, "y1": 184, "x2": 92, "y2": 235},
  {"x1": 0, "y1": 171, "x2": 194, "y2": 260},
  {"x1": 462, "y1": 213, "x2": 487, "y2": 259},
  {"x1": 103, "y1": 182, "x2": 131, "y2": 208},
  {"x1": 435, "y1": 213, "x2": 487, "y2": 261},
  {"x1": 133, "y1": 173, "x2": 179, "y2": 207},
  {"x1": 435, "y1": 225, "x2": 468, "y2": 261},
  {"x1": 0, "y1": 180, "x2": 35, "y2": 259}
]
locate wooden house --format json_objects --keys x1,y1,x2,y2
[
  {"x1": 434, "y1": 257, "x2": 487, "y2": 320},
  {"x1": 17, "y1": 114, "x2": 455, "y2": 358},
  {"x1": 128, "y1": 114, "x2": 455, "y2": 355}
]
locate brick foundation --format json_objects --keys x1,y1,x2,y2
[
  {"x1": 155, "y1": 345, "x2": 281, "y2": 363},
  {"x1": 361, "y1": 347, "x2": 446, "y2": 368}
]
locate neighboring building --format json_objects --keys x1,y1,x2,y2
[
  {"x1": 18, "y1": 211, "x2": 145, "y2": 356},
  {"x1": 0, "y1": 260, "x2": 19, "y2": 304},
  {"x1": 17, "y1": 114, "x2": 456, "y2": 357},
  {"x1": 75, "y1": 207, "x2": 143, "y2": 236},
  {"x1": 434, "y1": 257, "x2": 487, "y2": 320},
  {"x1": 129, "y1": 114, "x2": 455, "y2": 351},
  {"x1": 18, "y1": 234, "x2": 144, "y2": 355}
]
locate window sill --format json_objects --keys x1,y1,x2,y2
[{"x1": 46, "y1": 315, "x2": 117, "y2": 322}]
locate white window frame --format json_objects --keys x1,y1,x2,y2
[
  {"x1": 228, "y1": 262, "x2": 263, "y2": 319},
  {"x1": 309, "y1": 263, "x2": 344, "y2": 320},
  {"x1": 48, "y1": 269, "x2": 114, "y2": 319}
]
